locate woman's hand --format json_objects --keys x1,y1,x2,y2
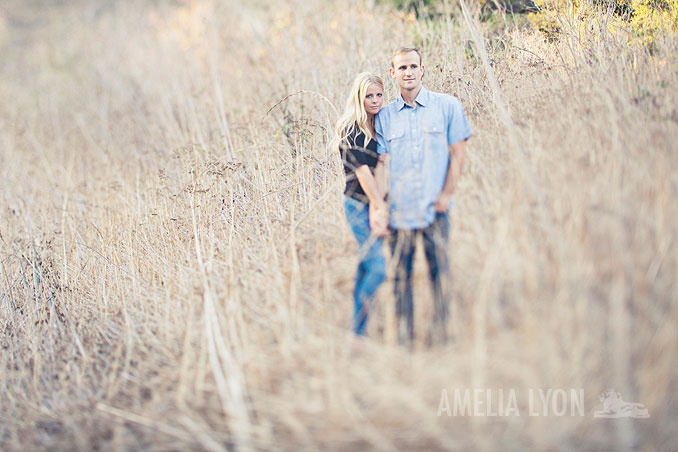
[{"x1": 369, "y1": 202, "x2": 390, "y2": 237}]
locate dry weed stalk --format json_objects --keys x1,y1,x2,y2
[{"x1": 0, "y1": 0, "x2": 676, "y2": 450}]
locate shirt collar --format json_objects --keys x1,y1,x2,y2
[{"x1": 396, "y1": 86, "x2": 429, "y2": 110}]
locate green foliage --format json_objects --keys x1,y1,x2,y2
[
  {"x1": 629, "y1": 0, "x2": 678, "y2": 44},
  {"x1": 528, "y1": 0, "x2": 678, "y2": 46},
  {"x1": 376, "y1": 0, "x2": 440, "y2": 18}
]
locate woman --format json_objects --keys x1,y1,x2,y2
[{"x1": 333, "y1": 73, "x2": 389, "y2": 336}]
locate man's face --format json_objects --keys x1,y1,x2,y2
[{"x1": 390, "y1": 51, "x2": 424, "y2": 93}]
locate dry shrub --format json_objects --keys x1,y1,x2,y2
[{"x1": 1, "y1": 0, "x2": 676, "y2": 450}]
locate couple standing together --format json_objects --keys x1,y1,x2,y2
[{"x1": 335, "y1": 47, "x2": 472, "y2": 345}]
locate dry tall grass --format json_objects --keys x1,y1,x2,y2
[{"x1": 1, "y1": 0, "x2": 676, "y2": 450}]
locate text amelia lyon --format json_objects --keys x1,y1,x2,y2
[{"x1": 437, "y1": 388, "x2": 586, "y2": 417}]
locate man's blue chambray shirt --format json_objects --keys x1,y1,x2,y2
[{"x1": 375, "y1": 87, "x2": 472, "y2": 230}]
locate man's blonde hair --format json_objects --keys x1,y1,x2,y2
[{"x1": 391, "y1": 46, "x2": 423, "y2": 68}]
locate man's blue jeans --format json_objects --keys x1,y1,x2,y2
[
  {"x1": 390, "y1": 212, "x2": 450, "y2": 344},
  {"x1": 344, "y1": 197, "x2": 386, "y2": 336}
]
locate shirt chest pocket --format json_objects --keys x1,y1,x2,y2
[
  {"x1": 386, "y1": 127, "x2": 406, "y2": 142},
  {"x1": 422, "y1": 121, "x2": 444, "y2": 136},
  {"x1": 421, "y1": 120, "x2": 447, "y2": 155}
]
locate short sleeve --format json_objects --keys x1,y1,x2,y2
[
  {"x1": 446, "y1": 97, "x2": 472, "y2": 146},
  {"x1": 340, "y1": 126, "x2": 367, "y2": 171},
  {"x1": 375, "y1": 112, "x2": 388, "y2": 155}
]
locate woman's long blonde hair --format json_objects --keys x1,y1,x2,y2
[{"x1": 331, "y1": 72, "x2": 384, "y2": 152}]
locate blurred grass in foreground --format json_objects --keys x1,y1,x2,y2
[{"x1": 0, "y1": 0, "x2": 676, "y2": 450}]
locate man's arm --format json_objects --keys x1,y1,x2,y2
[
  {"x1": 435, "y1": 96, "x2": 471, "y2": 212},
  {"x1": 434, "y1": 140, "x2": 466, "y2": 212},
  {"x1": 373, "y1": 157, "x2": 388, "y2": 199},
  {"x1": 374, "y1": 112, "x2": 391, "y2": 198},
  {"x1": 375, "y1": 112, "x2": 388, "y2": 156},
  {"x1": 371, "y1": 113, "x2": 390, "y2": 231}
]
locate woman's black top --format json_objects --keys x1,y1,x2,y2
[{"x1": 340, "y1": 123, "x2": 378, "y2": 204}]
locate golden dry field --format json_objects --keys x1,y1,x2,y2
[{"x1": 1, "y1": 0, "x2": 677, "y2": 450}]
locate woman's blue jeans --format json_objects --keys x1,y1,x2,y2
[{"x1": 344, "y1": 197, "x2": 386, "y2": 336}]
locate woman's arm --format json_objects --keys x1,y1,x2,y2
[
  {"x1": 355, "y1": 165, "x2": 388, "y2": 235},
  {"x1": 355, "y1": 165, "x2": 386, "y2": 209}
]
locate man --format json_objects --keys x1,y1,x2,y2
[{"x1": 375, "y1": 47, "x2": 472, "y2": 345}]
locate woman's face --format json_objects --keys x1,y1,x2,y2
[{"x1": 363, "y1": 83, "x2": 383, "y2": 116}]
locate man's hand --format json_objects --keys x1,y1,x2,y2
[
  {"x1": 369, "y1": 202, "x2": 390, "y2": 237},
  {"x1": 434, "y1": 191, "x2": 453, "y2": 213}
]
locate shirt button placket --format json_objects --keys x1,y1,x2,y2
[
  {"x1": 411, "y1": 108, "x2": 422, "y2": 203},
  {"x1": 413, "y1": 109, "x2": 421, "y2": 169}
]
